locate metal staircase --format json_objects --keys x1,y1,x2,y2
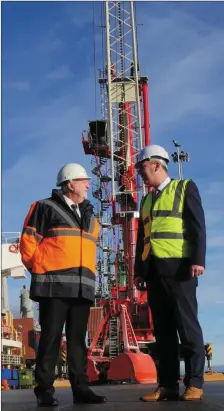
[{"x1": 109, "y1": 317, "x2": 120, "y2": 358}]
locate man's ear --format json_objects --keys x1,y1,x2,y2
[
  {"x1": 155, "y1": 162, "x2": 161, "y2": 171},
  {"x1": 67, "y1": 181, "x2": 73, "y2": 192}
]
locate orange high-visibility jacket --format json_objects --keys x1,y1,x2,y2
[{"x1": 20, "y1": 189, "x2": 99, "y2": 302}]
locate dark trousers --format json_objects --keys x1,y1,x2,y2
[
  {"x1": 35, "y1": 298, "x2": 91, "y2": 397},
  {"x1": 147, "y1": 270, "x2": 205, "y2": 389}
]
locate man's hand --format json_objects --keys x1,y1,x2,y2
[
  {"x1": 191, "y1": 265, "x2": 205, "y2": 277},
  {"x1": 134, "y1": 276, "x2": 146, "y2": 290}
]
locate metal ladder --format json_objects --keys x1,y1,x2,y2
[{"x1": 109, "y1": 317, "x2": 120, "y2": 358}]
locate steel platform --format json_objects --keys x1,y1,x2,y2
[{"x1": 2, "y1": 382, "x2": 224, "y2": 411}]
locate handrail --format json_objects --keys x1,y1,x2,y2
[{"x1": 1, "y1": 232, "x2": 21, "y2": 244}]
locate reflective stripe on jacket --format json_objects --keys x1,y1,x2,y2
[
  {"x1": 141, "y1": 179, "x2": 192, "y2": 260},
  {"x1": 20, "y1": 190, "x2": 99, "y2": 302}
]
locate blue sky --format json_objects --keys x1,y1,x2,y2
[{"x1": 2, "y1": 2, "x2": 224, "y2": 365}]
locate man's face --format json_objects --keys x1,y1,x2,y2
[
  {"x1": 138, "y1": 160, "x2": 156, "y2": 186},
  {"x1": 69, "y1": 179, "x2": 90, "y2": 201}
]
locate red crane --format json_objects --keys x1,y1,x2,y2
[{"x1": 82, "y1": 1, "x2": 157, "y2": 384}]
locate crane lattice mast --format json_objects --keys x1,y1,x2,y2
[{"x1": 82, "y1": 1, "x2": 150, "y2": 302}]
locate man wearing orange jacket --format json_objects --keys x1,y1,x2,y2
[{"x1": 20, "y1": 163, "x2": 107, "y2": 407}]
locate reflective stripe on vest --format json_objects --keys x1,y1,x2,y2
[
  {"x1": 40, "y1": 199, "x2": 79, "y2": 228},
  {"x1": 31, "y1": 199, "x2": 99, "y2": 274},
  {"x1": 141, "y1": 179, "x2": 191, "y2": 260}
]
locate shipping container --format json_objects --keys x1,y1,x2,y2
[
  {"x1": 13, "y1": 318, "x2": 36, "y2": 360},
  {"x1": 1, "y1": 369, "x2": 18, "y2": 381},
  {"x1": 12, "y1": 369, "x2": 18, "y2": 379},
  {"x1": 1, "y1": 369, "x2": 12, "y2": 381},
  {"x1": 7, "y1": 379, "x2": 19, "y2": 388}
]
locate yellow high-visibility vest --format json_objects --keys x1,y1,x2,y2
[{"x1": 141, "y1": 179, "x2": 192, "y2": 260}]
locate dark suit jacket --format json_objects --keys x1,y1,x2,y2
[{"x1": 134, "y1": 179, "x2": 206, "y2": 281}]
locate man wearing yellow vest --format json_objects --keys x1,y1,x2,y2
[
  {"x1": 134, "y1": 145, "x2": 206, "y2": 402},
  {"x1": 20, "y1": 163, "x2": 107, "y2": 407}
]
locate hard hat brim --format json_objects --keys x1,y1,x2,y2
[
  {"x1": 135, "y1": 156, "x2": 169, "y2": 169},
  {"x1": 56, "y1": 176, "x2": 91, "y2": 186},
  {"x1": 134, "y1": 158, "x2": 148, "y2": 169}
]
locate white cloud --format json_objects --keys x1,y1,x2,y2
[
  {"x1": 137, "y1": 7, "x2": 224, "y2": 136},
  {"x1": 207, "y1": 236, "x2": 224, "y2": 248},
  {"x1": 205, "y1": 182, "x2": 224, "y2": 196},
  {"x1": 4, "y1": 72, "x2": 94, "y2": 146},
  {"x1": 45, "y1": 64, "x2": 74, "y2": 81},
  {"x1": 72, "y1": 7, "x2": 93, "y2": 29},
  {"x1": 197, "y1": 284, "x2": 224, "y2": 306},
  {"x1": 205, "y1": 212, "x2": 223, "y2": 229},
  {"x1": 197, "y1": 180, "x2": 224, "y2": 239},
  {"x1": 204, "y1": 210, "x2": 223, "y2": 228},
  {"x1": 2, "y1": 74, "x2": 95, "y2": 231},
  {"x1": 197, "y1": 251, "x2": 224, "y2": 307},
  {"x1": 50, "y1": 38, "x2": 65, "y2": 51},
  {"x1": 7, "y1": 81, "x2": 30, "y2": 91}
]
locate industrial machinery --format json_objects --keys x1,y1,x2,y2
[
  {"x1": 87, "y1": 302, "x2": 156, "y2": 384},
  {"x1": 1, "y1": 232, "x2": 26, "y2": 369},
  {"x1": 82, "y1": 1, "x2": 157, "y2": 383}
]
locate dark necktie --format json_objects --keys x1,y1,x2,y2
[
  {"x1": 71, "y1": 204, "x2": 81, "y2": 218},
  {"x1": 155, "y1": 189, "x2": 160, "y2": 198}
]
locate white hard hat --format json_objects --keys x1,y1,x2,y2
[
  {"x1": 135, "y1": 145, "x2": 169, "y2": 168},
  {"x1": 56, "y1": 163, "x2": 91, "y2": 186}
]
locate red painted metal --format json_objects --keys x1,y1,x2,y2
[
  {"x1": 88, "y1": 313, "x2": 110, "y2": 358},
  {"x1": 87, "y1": 302, "x2": 157, "y2": 383},
  {"x1": 87, "y1": 307, "x2": 104, "y2": 341},
  {"x1": 82, "y1": 131, "x2": 111, "y2": 159},
  {"x1": 142, "y1": 81, "x2": 150, "y2": 146},
  {"x1": 90, "y1": 295, "x2": 154, "y2": 345},
  {"x1": 87, "y1": 357, "x2": 100, "y2": 383},
  {"x1": 108, "y1": 352, "x2": 157, "y2": 383},
  {"x1": 120, "y1": 304, "x2": 140, "y2": 352}
]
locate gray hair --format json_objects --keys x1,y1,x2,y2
[
  {"x1": 61, "y1": 181, "x2": 70, "y2": 194},
  {"x1": 150, "y1": 157, "x2": 168, "y2": 171}
]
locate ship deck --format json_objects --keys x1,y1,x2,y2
[{"x1": 2, "y1": 382, "x2": 224, "y2": 411}]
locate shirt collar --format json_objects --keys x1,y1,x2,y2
[
  {"x1": 63, "y1": 195, "x2": 78, "y2": 208},
  {"x1": 157, "y1": 176, "x2": 171, "y2": 192}
]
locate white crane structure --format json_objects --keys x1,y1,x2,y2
[{"x1": 1, "y1": 232, "x2": 26, "y2": 366}]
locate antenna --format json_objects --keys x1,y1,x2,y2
[{"x1": 171, "y1": 140, "x2": 190, "y2": 180}]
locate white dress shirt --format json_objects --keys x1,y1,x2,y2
[
  {"x1": 157, "y1": 176, "x2": 171, "y2": 193},
  {"x1": 63, "y1": 195, "x2": 81, "y2": 218}
]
